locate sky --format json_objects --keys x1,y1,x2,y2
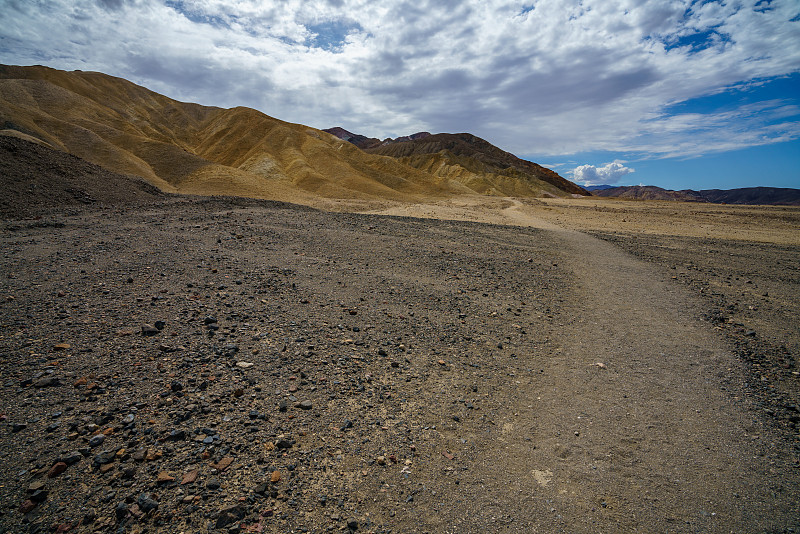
[{"x1": 1, "y1": 0, "x2": 799, "y2": 190}]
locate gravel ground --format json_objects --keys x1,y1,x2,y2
[{"x1": 2, "y1": 197, "x2": 798, "y2": 533}]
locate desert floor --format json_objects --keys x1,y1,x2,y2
[{"x1": 1, "y1": 195, "x2": 798, "y2": 533}]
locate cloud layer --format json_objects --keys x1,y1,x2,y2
[
  {"x1": 572, "y1": 161, "x2": 635, "y2": 186},
  {"x1": 2, "y1": 0, "x2": 799, "y2": 160}
]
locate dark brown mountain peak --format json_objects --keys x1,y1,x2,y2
[{"x1": 366, "y1": 132, "x2": 589, "y2": 196}]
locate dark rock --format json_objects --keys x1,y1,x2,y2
[
  {"x1": 154, "y1": 320, "x2": 166, "y2": 330},
  {"x1": 275, "y1": 438, "x2": 293, "y2": 449},
  {"x1": 136, "y1": 493, "x2": 159, "y2": 513},
  {"x1": 347, "y1": 518, "x2": 359, "y2": 530},
  {"x1": 29, "y1": 489, "x2": 48, "y2": 503},
  {"x1": 19, "y1": 499, "x2": 37, "y2": 514},
  {"x1": 88, "y1": 434, "x2": 105, "y2": 448},
  {"x1": 215, "y1": 505, "x2": 245, "y2": 529},
  {"x1": 33, "y1": 377, "x2": 60, "y2": 388},
  {"x1": 11, "y1": 422, "x2": 27, "y2": 432},
  {"x1": 167, "y1": 429, "x2": 186, "y2": 441},
  {"x1": 114, "y1": 502, "x2": 129, "y2": 521},
  {"x1": 297, "y1": 400, "x2": 313, "y2": 410},
  {"x1": 93, "y1": 450, "x2": 115, "y2": 468},
  {"x1": 340, "y1": 419, "x2": 353, "y2": 431},
  {"x1": 206, "y1": 478, "x2": 221, "y2": 490},
  {"x1": 141, "y1": 324, "x2": 159, "y2": 336}
]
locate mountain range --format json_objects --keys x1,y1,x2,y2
[
  {"x1": 591, "y1": 185, "x2": 800, "y2": 205},
  {"x1": 0, "y1": 64, "x2": 586, "y2": 206}
]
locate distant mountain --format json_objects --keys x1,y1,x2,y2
[
  {"x1": 687, "y1": 187, "x2": 800, "y2": 206},
  {"x1": 331, "y1": 129, "x2": 588, "y2": 197},
  {"x1": 593, "y1": 185, "x2": 800, "y2": 205},
  {"x1": 0, "y1": 64, "x2": 586, "y2": 205},
  {"x1": 323, "y1": 127, "x2": 431, "y2": 150},
  {"x1": 584, "y1": 184, "x2": 617, "y2": 191},
  {"x1": 592, "y1": 185, "x2": 704, "y2": 202}
]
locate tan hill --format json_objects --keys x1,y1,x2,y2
[
  {"x1": 0, "y1": 64, "x2": 584, "y2": 204},
  {"x1": 363, "y1": 132, "x2": 589, "y2": 197}
]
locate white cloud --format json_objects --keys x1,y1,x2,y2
[
  {"x1": 0, "y1": 0, "x2": 798, "y2": 159},
  {"x1": 572, "y1": 161, "x2": 635, "y2": 186}
]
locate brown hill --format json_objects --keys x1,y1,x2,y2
[
  {"x1": 687, "y1": 187, "x2": 800, "y2": 206},
  {"x1": 0, "y1": 64, "x2": 584, "y2": 204},
  {"x1": 364, "y1": 132, "x2": 589, "y2": 197},
  {"x1": 323, "y1": 127, "x2": 431, "y2": 150},
  {"x1": 594, "y1": 185, "x2": 800, "y2": 205},
  {"x1": 592, "y1": 185, "x2": 705, "y2": 202}
]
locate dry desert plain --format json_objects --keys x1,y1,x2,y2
[{"x1": 1, "y1": 191, "x2": 800, "y2": 533}]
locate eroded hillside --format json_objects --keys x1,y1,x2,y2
[{"x1": 0, "y1": 65, "x2": 583, "y2": 204}]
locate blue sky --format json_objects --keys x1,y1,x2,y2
[{"x1": 1, "y1": 0, "x2": 799, "y2": 190}]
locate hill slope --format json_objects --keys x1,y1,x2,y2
[
  {"x1": 363, "y1": 132, "x2": 589, "y2": 197},
  {"x1": 0, "y1": 135, "x2": 163, "y2": 218},
  {"x1": 0, "y1": 65, "x2": 584, "y2": 203},
  {"x1": 0, "y1": 65, "x2": 452, "y2": 203}
]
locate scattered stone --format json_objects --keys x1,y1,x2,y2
[
  {"x1": 53, "y1": 343, "x2": 71, "y2": 351},
  {"x1": 347, "y1": 518, "x2": 359, "y2": 530},
  {"x1": 27, "y1": 481, "x2": 46, "y2": 493},
  {"x1": 275, "y1": 438, "x2": 293, "y2": 449},
  {"x1": 60, "y1": 451, "x2": 83, "y2": 465},
  {"x1": 215, "y1": 505, "x2": 245, "y2": 529},
  {"x1": 297, "y1": 400, "x2": 313, "y2": 410},
  {"x1": 182, "y1": 469, "x2": 199, "y2": 485},
  {"x1": 236, "y1": 361, "x2": 254, "y2": 369},
  {"x1": 114, "y1": 502, "x2": 128, "y2": 521},
  {"x1": 88, "y1": 434, "x2": 105, "y2": 448},
  {"x1": 211, "y1": 457, "x2": 234, "y2": 472},
  {"x1": 47, "y1": 462, "x2": 68, "y2": 478},
  {"x1": 29, "y1": 489, "x2": 48, "y2": 503},
  {"x1": 136, "y1": 493, "x2": 159, "y2": 513},
  {"x1": 93, "y1": 450, "x2": 115, "y2": 468},
  {"x1": 341, "y1": 419, "x2": 354, "y2": 431},
  {"x1": 19, "y1": 499, "x2": 37, "y2": 514},
  {"x1": 167, "y1": 429, "x2": 186, "y2": 441},
  {"x1": 34, "y1": 376, "x2": 60, "y2": 388},
  {"x1": 270, "y1": 470, "x2": 282, "y2": 483},
  {"x1": 156, "y1": 471, "x2": 175, "y2": 483},
  {"x1": 141, "y1": 324, "x2": 159, "y2": 336},
  {"x1": 206, "y1": 478, "x2": 221, "y2": 490}
]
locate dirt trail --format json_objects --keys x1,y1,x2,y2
[{"x1": 370, "y1": 198, "x2": 800, "y2": 532}]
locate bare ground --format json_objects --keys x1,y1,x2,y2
[{"x1": 1, "y1": 195, "x2": 799, "y2": 533}]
